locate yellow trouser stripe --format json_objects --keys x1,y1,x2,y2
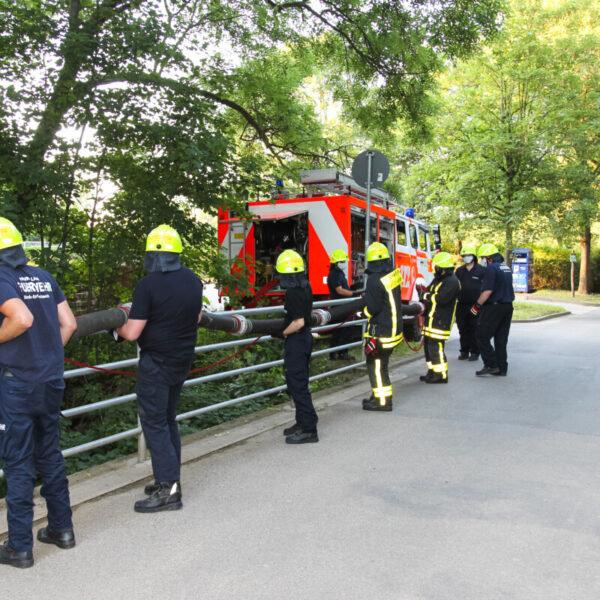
[
  {"x1": 423, "y1": 329, "x2": 450, "y2": 341},
  {"x1": 373, "y1": 360, "x2": 392, "y2": 404}
]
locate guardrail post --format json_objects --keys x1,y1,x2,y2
[{"x1": 135, "y1": 345, "x2": 148, "y2": 463}]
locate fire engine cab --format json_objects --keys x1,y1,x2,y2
[{"x1": 218, "y1": 168, "x2": 439, "y2": 330}]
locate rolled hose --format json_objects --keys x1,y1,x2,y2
[
  {"x1": 70, "y1": 307, "x2": 130, "y2": 342},
  {"x1": 67, "y1": 298, "x2": 424, "y2": 342}
]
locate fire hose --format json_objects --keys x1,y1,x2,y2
[
  {"x1": 69, "y1": 298, "x2": 424, "y2": 341},
  {"x1": 66, "y1": 299, "x2": 425, "y2": 374}
]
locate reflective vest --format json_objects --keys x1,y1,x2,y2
[
  {"x1": 364, "y1": 268, "x2": 403, "y2": 349},
  {"x1": 422, "y1": 273, "x2": 460, "y2": 340}
]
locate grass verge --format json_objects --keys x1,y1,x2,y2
[
  {"x1": 512, "y1": 301, "x2": 567, "y2": 320},
  {"x1": 529, "y1": 289, "x2": 600, "y2": 304}
]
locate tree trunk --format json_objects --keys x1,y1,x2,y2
[
  {"x1": 504, "y1": 222, "x2": 513, "y2": 266},
  {"x1": 577, "y1": 226, "x2": 591, "y2": 295}
]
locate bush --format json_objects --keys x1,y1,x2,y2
[{"x1": 529, "y1": 246, "x2": 600, "y2": 292}]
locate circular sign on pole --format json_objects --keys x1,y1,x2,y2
[{"x1": 351, "y1": 150, "x2": 389, "y2": 189}]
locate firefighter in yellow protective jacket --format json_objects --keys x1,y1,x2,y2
[
  {"x1": 419, "y1": 252, "x2": 460, "y2": 384},
  {"x1": 362, "y1": 242, "x2": 403, "y2": 412}
]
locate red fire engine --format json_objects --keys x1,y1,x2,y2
[{"x1": 218, "y1": 169, "x2": 439, "y2": 335}]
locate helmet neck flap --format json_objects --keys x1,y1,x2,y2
[
  {"x1": 0, "y1": 245, "x2": 28, "y2": 269},
  {"x1": 143, "y1": 251, "x2": 182, "y2": 273}
]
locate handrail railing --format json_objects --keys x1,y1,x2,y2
[{"x1": 0, "y1": 298, "x2": 365, "y2": 478}]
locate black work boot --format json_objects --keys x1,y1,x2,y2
[
  {"x1": 362, "y1": 398, "x2": 392, "y2": 411},
  {"x1": 144, "y1": 480, "x2": 183, "y2": 496},
  {"x1": 144, "y1": 480, "x2": 160, "y2": 495},
  {"x1": 425, "y1": 374, "x2": 448, "y2": 384},
  {"x1": 476, "y1": 366, "x2": 500, "y2": 376},
  {"x1": 419, "y1": 370, "x2": 434, "y2": 382},
  {"x1": 458, "y1": 352, "x2": 469, "y2": 360},
  {"x1": 37, "y1": 526, "x2": 76, "y2": 549},
  {"x1": 134, "y1": 482, "x2": 183, "y2": 513},
  {"x1": 283, "y1": 423, "x2": 302, "y2": 436},
  {"x1": 468, "y1": 353, "x2": 479, "y2": 362},
  {"x1": 285, "y1": 430, "x2": 318, "y2": 444},
  {"x1": 0, "y1": 542, "x2": 33, "y2": 569}
]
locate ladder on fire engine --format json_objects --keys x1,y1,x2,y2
[{"x1": 299, "y1": 168, "x2": 407, "y2": 212}]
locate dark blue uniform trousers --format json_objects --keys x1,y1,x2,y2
[
  {"x1": 476, "y1": 303, "x2": 513, "y2": 373},
  {"x1": 135, "y1": 353, "x2": 190, "y2": 484},
  {"x1": 284, "y1": 330, "x2": 318, "y2": 433},
  {"x1": 0, "y1": 375, "x2": 72, "y2": 552}
]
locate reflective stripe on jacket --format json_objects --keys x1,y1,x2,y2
[
  {"x1": 364, "y1": 268, "x2": 403, "y2": 348},
  {"x1": 422, "y1": 273, "x2": 460, "y2": 340}
]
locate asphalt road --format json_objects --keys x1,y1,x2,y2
[{"x1": 4, "y1": 303, "x2": 600, "y2": 599}]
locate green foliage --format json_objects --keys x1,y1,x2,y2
[
  {"x1": 401, "y1": 0, "x2": 600, "y2": 266},
  {"x1": 529, "y1": 246, "x2": 600, "y2": 292}
]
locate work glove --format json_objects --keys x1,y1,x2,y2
[
  {"x1": 118, "y1": 302, "x2": 132, "y2": 318},
  {"x1": 470, "y1": 302, "x2": 481, "y2": 317},
  {"x1": 364, "y1": 337, "x2": 378, "y2": 356},
  {"x1": 108, "y1": 329, "x2": 125, "y2": 343},
  {"x1": 271, "y1": 329, "x2": 285, "y2": 339}
]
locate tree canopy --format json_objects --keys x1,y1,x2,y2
[
  {"x1": 0, "y1": 0, "x2": 503, "y2": 303},
  {"x1": 400, "y1": 0, "x2": 600, "y2": 290}
]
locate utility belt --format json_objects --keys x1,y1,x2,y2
[{"x1": 486, "y1": 301, "x2": 513, "y2": 305}]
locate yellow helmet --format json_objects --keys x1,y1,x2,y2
[
  {"x1": 0, "y1": 217, "x2": 23, "y2": 250},
  {"x1": 276, "y1": 249, "x2": 304, "y2": 274},
  {"x1": 146, "y1": 225, "x2": 182, "y2": 253},
  {"x1": 330, "y1": 249, "x2": 349, "y2": 263},
  {"x1": 460, "y1": 244, "x2": 477, "y2": 256},
  {"x1": 477, "y1": 242, "x2": 498, "y2": 258},
  {"x1": 366, "y1": 242, "x2": 390, "y2": 262},
  {"x1": 432, "y1": 251, "x2": 455, "y2": 268}
]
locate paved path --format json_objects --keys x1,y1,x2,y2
[{"x1": 3, "y1": 303, "x2": 600, "y2": 599}]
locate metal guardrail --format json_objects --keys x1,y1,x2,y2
[{"x1": 0, "y1": 299, "x2": 365, "y2": 478}]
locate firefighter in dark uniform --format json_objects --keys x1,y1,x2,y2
[
  {"x1": 419, "y1": 252, "x2": 460, "y2": 384},
  {"x1": 276, "y1": 250, "x2": 318, "y2": 444},
  {"x1": 327, "y1": 249, "x2": 353, "y2": 360},
  {"x1": 0, "y1": 218, "x2": 77, "y2": 569},
  {"x1": 361, "y1": 242, "x2": 403, "y2": 412},
  {"x1": 115, "y1": 225, "x2": 203, "y2": 512},
  {"x1": 454, "y1": 244, "x2": 486, "y2": 361},
  {"x1": 472, "y1": 243, "x2": 515, "y2": 376}
]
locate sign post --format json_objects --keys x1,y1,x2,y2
[
  {"x1": 351, "y1": 150, "x2": 390, "y2": 357},
  {"x1": 570, "y1": 252, "x2": 577, "y2": 297},
  {"x1": 351, "y1": 149, "x2": 390, "y2": 255}
]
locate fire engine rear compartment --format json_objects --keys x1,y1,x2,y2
[
  {"x1": 253, "y1": 211, "x2": 309, "y2": 290},
  {"x1": 251, "y1": 201, "x2": 398, "y2": 294}
]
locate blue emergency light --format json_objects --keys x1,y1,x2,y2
[{"x1": 405, "y1": 208, "x2": 415, "y2": 218}]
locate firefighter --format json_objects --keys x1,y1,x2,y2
[
  {"x1": 454, "y1": 244, "x2": 486, "y2": 361},
  {"x1": 419, "y1": 252, "x2": 460, "y2": 384},
  {"x1": 115, "y1": 225, "x2": 203, "y2": 512},
  {"x1": 327, "y1": 249, "x2": 353, "y2": 360},
  {"x1": 0, "y1": 217, "x2": 77, "y2": 569},
  {"x1": 361, "y1": 242, "x2": 403, "y2": 412},
  {"x1": 472, "y1": 243, "x2": 515, "y2": 376},
  {"x1": 276, "y1": 250, "x2": 318, "y2": 443}
]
